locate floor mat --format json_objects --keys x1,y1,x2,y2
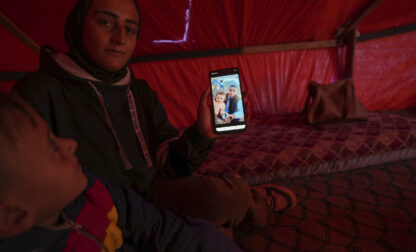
[{"x1": 234, "y1": 159, "x2": 416, "y2": 252}]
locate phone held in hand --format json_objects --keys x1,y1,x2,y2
[{"x1": 209, "y1": 68, "x2": 247, "y2": 134}]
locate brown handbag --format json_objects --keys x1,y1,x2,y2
[{"x1": 301, "y1": 78, "x2": 368, "y2": 127}]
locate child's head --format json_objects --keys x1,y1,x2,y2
[
  {"x1": 215, "y1": 91, "x2": 226, "y2": 103},
  {"x1": 0, "y1": 93, "x2": 87, "y2": 238}
]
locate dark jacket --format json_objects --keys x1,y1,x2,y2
[
  {"x1": 225, "y1": 94, "x2": 240, "y2": 115},
  {"x1": 14, "y1": 48, "x2": 214, "y2": 194},
  {"x1": 0, "y1": 168, "x2": 240, "y2": 252}
]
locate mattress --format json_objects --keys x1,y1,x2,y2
[{"x1": 198, "y1": 111, "x2": 416, "y2": 185}]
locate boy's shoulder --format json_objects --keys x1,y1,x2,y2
[
  {"x1": 79, "y1": 167, "x2": 130, "y2": 210},
  {"x1": 0, "y1": 168, "x2": 126, "y2": 252},
  {"x1": 62, "y1": 167, "x2": 134, "y2": 251}
]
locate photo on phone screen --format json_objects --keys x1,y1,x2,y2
[{"x1": 209, "y1": 68, "x2": 246, "y2": 134}]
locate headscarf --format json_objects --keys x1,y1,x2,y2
[{"x1": 64, "y1": 0, "x2": 140, "y2": 83}]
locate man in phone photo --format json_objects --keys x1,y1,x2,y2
[{"x1": 225, "y1": 84, "x2": 244, "y2": 123}]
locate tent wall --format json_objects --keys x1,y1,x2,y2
[
  {"x1": 355, "y1": 31, "x2": 416, "y2": 111},
  {"x1": 1, "y1": 0, "x2": 415, "y2": 128},
  {"x1": 1, "y1": 31, "x2": 415, "y2": 128},
  {"x1": 2, "y1": 0, "x2": 415, "y2": 58},
  {"x1": 130, "y1": 48, "x2": 340, "y2": 129},
  {"x1": 0, "y1": 25, "x2": 38, "y2": 72},
  {"x1": 0, "y1": 25, "x2": 37, "y2": 93},
  {"x1": 130, "y1": 31, "x2": 416, "y2": 129},
  {"x1": 0, "y1": 82, "x2": 14, "y2": 93}
]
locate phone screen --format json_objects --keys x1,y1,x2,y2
[{"x1": 209, "y1": 68, "x2": 246, "y2": 134}]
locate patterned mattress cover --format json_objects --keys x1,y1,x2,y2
[{"x1": 198, "y1": 111, "x2": 416, "y2": 185}]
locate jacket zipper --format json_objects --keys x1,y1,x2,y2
[{"x1": 64, "y1": 217, "x2": 110, "y2": 252}]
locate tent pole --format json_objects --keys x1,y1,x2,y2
[
  {"x1": 344, "y1": 28, "x2": 357, "y2": 79},
  {"x1": 0, "y1": 11, "x2": 41, "y2": 55},
  {"x1": 336, "y1": 0, "x2": 384, "y2": 79},
  {"x1": 336, "y1": 0, "x2": 384, "y2": 41}
]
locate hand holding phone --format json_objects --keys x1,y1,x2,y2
[
  {"x1": 209, "y1": 68, "x2": 247, "y2": 134},
  {"x1": 196, "y1": 87, "x2": 217, "y2": 139}
]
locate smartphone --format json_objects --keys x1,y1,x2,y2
[{"x1": 209, "y1": 68, "x2": 247, "y2": 134}]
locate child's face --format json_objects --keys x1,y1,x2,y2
[
  {"x1": 5, "y1": 103, "x2": 87, "y2": 227},
  {"x1": 215, "y1": 94, "x2": 225, "y2": 103}
]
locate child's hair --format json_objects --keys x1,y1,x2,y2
[
  {"x1": 0, "y1": 93, "x2": 36, "y2": 142},
  {"x1": 0, "y1": 93, "x2": 36, "y2": 198},
  {"x1": 215, "y1": 91, "x2": 225, "y2": 98}
]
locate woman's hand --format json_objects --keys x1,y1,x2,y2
[
  {"x1": 197, "y1": 87, "x2": 217, "y2": 139},
  {"x1": 242, "y1": 90, "x2": 251, "y2": 123}
]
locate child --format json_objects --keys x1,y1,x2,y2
[
  {"x1": 213, "y1": 91, "x2": 226, "y2": 119},
  {"x1": 0, "y1": 93, "x2": 241, "y2": 251}
]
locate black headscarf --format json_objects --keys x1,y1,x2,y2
[{"x1": 64, "y1": 0, "x2": 140, "y2": 83}]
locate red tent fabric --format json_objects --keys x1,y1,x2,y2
[
  {"x1": 0, "y1": 25, "x2": 38, "y2": 72},
  {"x1": 2, "y1": 0, "x2": 415, "y2": 56},
  {"x1": 1, "y1": 0, "x2": 415, "y2": 127}
]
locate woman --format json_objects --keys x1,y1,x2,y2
[{"x1": 14, "y1": 0, "x2": 296, "y2": 239}]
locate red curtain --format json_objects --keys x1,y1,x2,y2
[
  {"x1": 130, "y1": 31, "x2": 416, "y2": 129},
  {"x1": 2, "y1": 0, "x2": 415, "y2": 59},
  {"x1": 130, "y1": 48, "x2": 340, "y2": 129},
  {"x1": 1, "y1": 0, "x2": 415, "y2": 128},
  {"x1": 135, "y1": 0, "x2": 366, "y2": 55},
  {"x1": 0, "y1": 82, "x2": 15, "y2": 93},
  {"x1": 358, "y1": 0, "x2": 416, "y2": 34},
  {"x1": 355, "y1": 31, "x2": 416, "y2": 110},
  {"x1": 0, "y1": 25, "x2": 38, "y2": 72}
]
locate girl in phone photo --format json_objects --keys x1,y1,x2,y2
[{"x1": 213, "y1": 91, "x2": 228, "y2": 124}]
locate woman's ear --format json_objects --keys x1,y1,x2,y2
[{"x1": 0, "y1": 202, "x2": 34, "y2": 239}]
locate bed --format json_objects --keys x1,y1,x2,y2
[{"x1": 198, "y1": 111, "x2": 416, "y2": 185}]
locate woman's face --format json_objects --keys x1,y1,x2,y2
[{"x1": 83, "y1": 0, "x2": 139, "y2": 71}]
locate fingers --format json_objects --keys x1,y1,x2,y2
[
  {"x1": 197, "y1": 87, "x2": 217, "y2": 139},
  {"x1": 203, "y1": 86, "x2": 210, "y2": 99},
  {"x1": 242, "y1": 90, "x2": 249, "y2": 100},
  {"x1": 201, "y1": 87, "x2": 212, "y2": 107},
  {"x1": 242, "y1": 90, "x2": 250, "y2": 107},
  {"x1": 199, "y1": 87, "x2": 209, "y2": 108},
  {"x1": 242, "y1": 90, "x2": 250, "y2": 106},
  {"x1": 242, "y1": 90, "x2": 251, "y2": 123},
  {"x1": 203, "y1": 86, "x2": 210, "y2": 96}
]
